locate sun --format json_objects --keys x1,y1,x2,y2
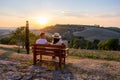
[{"x1": 37, "y1": 16, "x2": 48, "y2": 25}]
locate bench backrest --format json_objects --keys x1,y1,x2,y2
[{"x1": 32, "y1": 44, "x2": 65, "y2": 56}]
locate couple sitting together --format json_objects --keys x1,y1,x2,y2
[
  {"x1": 36, "y1": 32, "x2": 65, "y2": 46},
  {"x1": 36, "y1": 32, "x2": 66, "y2": 61}
]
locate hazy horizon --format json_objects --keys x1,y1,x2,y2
[
  {"x1": 0, "y1": 23, "x2": 120, "y2": 30},
  {"x1": 0, "y1": 0, "x2": 120, "y2": 28}
]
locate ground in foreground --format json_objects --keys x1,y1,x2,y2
[{"x1": 0, "y1": 45, "x2": 120, "y2": 80}]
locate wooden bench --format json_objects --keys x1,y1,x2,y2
[{"x1": 32, "y1": 44, "x2": 69, "y2": 67}]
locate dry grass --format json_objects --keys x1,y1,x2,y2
[
  {"x1": 69, "y1": 49, "x2": 120, "y2": 61},
  {"x1": 0, "y1": 44, "x2": 120, "y2": 79},
  {"x1": 0, "y1": 44, "x2": 18, "y2": 48},
  {"x1": 66, "y1": 58, "x2": 120, "y2": 80}
]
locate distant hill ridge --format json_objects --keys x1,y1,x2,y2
[
  {"x1": 41, "y1": 24, "x2": 120, "y2": 41},
  {"x1": 73, "y1": 27, "x2": 120, "y2": 41}
]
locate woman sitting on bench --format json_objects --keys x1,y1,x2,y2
[{"x1": 51, "y1": 33, "x2": 66, "y2": 61}]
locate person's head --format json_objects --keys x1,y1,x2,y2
[
  {"x1": 40, "y1": 32, "x2": 46, "y2": 39},
  {"x1": 52, "y1": 33, "x2": 61, "y2": 44}
]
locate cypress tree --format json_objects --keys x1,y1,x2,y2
[{"x1": 25, "y1": 21, "x2": 30, "y2": 54}]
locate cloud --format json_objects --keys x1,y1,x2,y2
[
  {"x1": 61, "y1": 11, "x2": 88, "y2": 18},
  {"x1": 59, "y1": 11, "x2": 120, "y2": 19},
  {"x1": 0, "y1": 11, "x2": 25, "y2": 18},
  {"x1": 96, "y1": 13, "x2": 120, "y2": 18}
]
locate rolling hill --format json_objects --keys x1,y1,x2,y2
[
  {"x1": 0, "y1": 29, "x2": 11, "y2": 39},
  {"x1": 73, "y1": 27, "x2": 120, "y2": 41},
  {"x1": 40, "y1": 24, "x2": 120, "y2": 42}
]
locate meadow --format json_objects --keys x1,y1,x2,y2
[
  {"x1": 69, "y1": 49, "x2": 120, "y2": 62},
  {"x1": 0, "y1": 44, "x2": 120, "y2": 80}
]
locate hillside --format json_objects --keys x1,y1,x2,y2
[
  {"x1": 0, "y1": 44, "x2": 120, "y2": 80},
  {"x1": 0, "y1": 29, "x2": 11, "y2": 39},
  {"x1": 40, "y1": 24, "x2": 120, "y2": 42},
  {"x1": 73, "y1": 27, "x2": 120, "y2": 41}
]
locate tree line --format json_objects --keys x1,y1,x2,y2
[{"x1": 69, "y1": 37, "x2": 120, "y2": 51}]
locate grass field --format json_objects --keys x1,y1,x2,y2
[
  {"x1": 69, "y1": 49, "x2": 120, "y2": 62},
  {"x1": 0, "y1": 44, "x2": 120, "y2": 80}
]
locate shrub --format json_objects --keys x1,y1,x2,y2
[
  {"x1": 0, "y1": 37, "x2": 11, "y2": 44},
  {"x1": 98, "y1": 39, "x2": 119, "y2": 50}
]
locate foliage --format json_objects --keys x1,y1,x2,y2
[
  {"x1": 86, "y1": 41, "x2": 92, "y2": 49},
  {"x1": 29, "y1": 32, "x2": 38, "y2": 45},
  {"x1": 69, "y1": 37, "x2": 87, "y2": 49},
  {"x1": 91, "y1": 39, "x2": 100, "y2": 49},
  {"x1": 46, "y1": 36, "x2": 52, "y2": 42},
  {"x1": 73, "y1": 38, "x2": 80, "y2": 49},
  {"x1": 25, "y1": 21, "x2": 30, "y2": 54},
  {"x1": 11, "y1": 27, "x2": 25, "y2": 47},
  {"x1": 98, "y1": 39, "x2": 119, "y2": 50},
  {"x1": 0, "y1": 37, "x2": 11, "y2": 44},
  {"x1": 0, "y1": 27, "x2": 38, "y2": 48}
]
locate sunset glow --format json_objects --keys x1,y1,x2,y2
[
  {"x1": 0, "y1": 0, "x2": 120, "y2": 28},
  {"x1": 37, "y1": 16, "x2": 48, "y2": 25}
]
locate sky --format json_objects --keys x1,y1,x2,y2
[{"x1": 0, "y1": 0, "x2": 120, "y2": 28}]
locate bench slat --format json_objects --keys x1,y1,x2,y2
[{"x1": 33, "y1": 44, "x2": 63, "y2": 48}]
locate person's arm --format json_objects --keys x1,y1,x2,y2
[
  {"x1": 36, "y1": 39, "x2": 38, "y2": 44},
  {"x1": 60, "y1": 40, "x2": 66, "y2": 48},
  {"x1": 45, "y1": 39, "x2": 51, "y2": 44},
  {"x1": 61, "y1": 43, "x2": 66, "y2": 48}
]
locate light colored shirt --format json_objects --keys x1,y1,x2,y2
[{"x1": 36, "y1": 39, "x2": 47, "y2": 44}]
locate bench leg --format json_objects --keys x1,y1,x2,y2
[
  {"x1": 63, "y1": 57, "x2": 66, "y2": 65},
  {"x1": 59, "y1": 57, "x2": 62, "y2": 68},
  {"x1": 33, "y1": 53, "x2": 36, "y2": 65},
  {"x1": 40, "y1": 54, "x2": 42, "y2": 61}
]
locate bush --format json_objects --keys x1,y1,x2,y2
[
  {"x1": 0, "y1": 37, "x2": 11, "y2": 44},
  {"x1": 98, "y1": 39, "x2": 119, "y2": 50}
]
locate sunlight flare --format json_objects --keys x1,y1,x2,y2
[{"x1": 37, "y1": 16, "x2": 48, "y2": 25}]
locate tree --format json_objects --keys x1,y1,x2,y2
[
  {"x1": 86, "y1": 41, "x2": 92, "y2": 49},
  {"x1": 25, "y1": 21, "x2": 30, "y2": 54},
  {"x1": 29, "y1": 31, "x2": 38, "y2": 45},
  {"x1": 11, "y1": 27, "x2": 26, "y2": 48},
  {"x1": 69, "y1": 37, "x2": 89, "y2": 49},
  {"x1": 92, "y1": 39, "x2": 100, "y2": 49},
  {"x1": 98, "y1": 39, "x2": 119, "y2": 50},
  {"x1": 73, "y1": 38, "x2": 80, "y2": 49},
  {"x1": 98, "y1": 41, "x2": 105, "y2": 50},
  {"x1": 105, "y1": 39, "x2": 119, "y2": 50},
  {"x1": 0, "y1": 37, "x2": 11, "y2": 44},
  {"x1": 77, "y1": 37, "x2": 86, "y2": 49},
  {"x1": 68, "y1": 40, "x2": 74, "y2": 48}
]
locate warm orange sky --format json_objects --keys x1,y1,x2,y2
[{"x1": 0, "y1": 0, "x2": 120, "y2": 28}]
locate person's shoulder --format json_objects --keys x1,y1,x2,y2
[
  {"x1": 41, "y1": 39, "x2": 47, "y2": 42},
  {"x1": 36, "y1": 39, "x2": 41, "y2": 41},
  {"x1": 36, "y1": 39, "x2": 40, "y2": 43},
  {"x1": 59, "y1": 39, "x2": 63, "y2": 43},
  {"x1": 36, "y1": 39, "x2": 39, "y2": 41}
]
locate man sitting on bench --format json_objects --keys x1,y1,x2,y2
[{"x1": 36, "y1": 32, "x2": 48, "y2": 44}]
